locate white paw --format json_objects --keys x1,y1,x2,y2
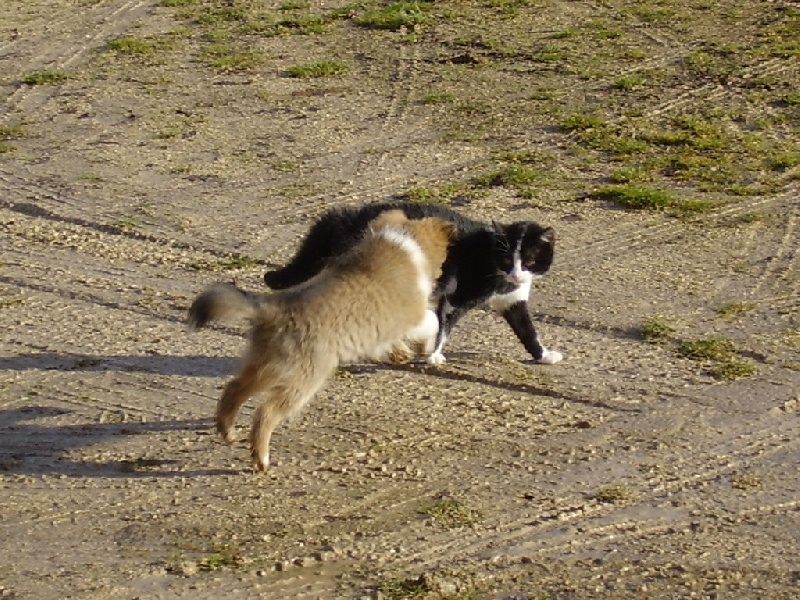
[
  {"x1": 426, "y1": 351, "x2": 446, "y2": 366},
  {"x1": 538, "y1": 348, "x2": 563, "y2": 365},
  {"x1": 253, "y1": 452, "x2": 270, "y2": 472}
]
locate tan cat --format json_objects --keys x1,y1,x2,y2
[{"x1": 187, "y1": 211, "x2": 455, "y2": 470}]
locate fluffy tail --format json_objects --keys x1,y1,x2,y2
[{"x1": 187, "y1": 283, "x2": 261, "y2": 330}]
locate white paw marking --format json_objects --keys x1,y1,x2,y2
[
  {"x1": 538, "y1": 348, "x2": 563, "y2": 365},
  {"x1": 255, "y1": 453, "x2": 270, "y2": 471},
  {"x1": 426, "y1": 352, "x2": 446, "y2": 366}
]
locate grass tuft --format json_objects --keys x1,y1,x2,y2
[
  {"x1": 591, "y1": 184, "x2": 676, "y2": 210},
  {"x1": 287, "y1": 60, "x2": 348, "y2": 78},
  {"x1": 710, "y1": 359, "x2": 756, "y2": 380},
  {"x1": 678, "y1": 337, "x2": 736, "y2": 361},
  {"x1": 595, "y1": 485, "x2": 634, "y2": 504},
  {"x1": 418, "y1": 498, "x2": 481, "y2": 528},
  {"x1": 560, "y1": 113, "x2": 606, "y2": 131},
  {"x1": 613, "y1": 74, "x2": 645, "y2": 90},
  {"x1": 22, "y1": 70, "x2": 68, "y2": 85},
  {"x1": 732, "y1": 471, "x2": 764, "y2": 490},
  {"x1": 189, "y1": 254, "x2": 261, "y2": 271},
  {"x1": 640, "y1": 317, "x2": 674, "y2": 343},
  {"x1": 474, "y1": 164, "x2": 539, "y2": 189},
  {"x1": 421, "y1": 92, "x2": 454, "y2": 104},
  {"x1": 202, "y1": 44, "x2": 264, "y2": 71},
  {"x1": 107, "y1": 36, "x2": 157, "y2": 55},
  {"x1": 717, "y1": 301, "x2": 757, "y2": 318},
  {"x1": 379, "y1": 575, "x2": 428, "y2": 599},
  {"x1": 0, "y1": 125, "x2": 26, "y2": 140},
  {"x1": 354, "y1": 2, "x2": 430, "y2": 31}
]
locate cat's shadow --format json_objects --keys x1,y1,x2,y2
[
  {"x1": 344, "y1": 358, "x2": 636, "y2": 412},
  {"x1": 0, "y1": 351, "x2": 237, "y2": 377},
  {"x1": 0, "y1": 406, "x2": 240, "y2": 478}
]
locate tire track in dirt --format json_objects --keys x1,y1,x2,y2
[
  {"x1": 352, "y1": 411, "x2": 799, "y2": 575},
  {"x1": 252, "y1": 152, "x2": 488, "y2": 260},
  {"x1": 556, "y1": 3, "x2": 797, "y2": 275},
  {"x1": 0, "y1": 176, "x2": 261, "y2": 260},
  {"x1": 604, "y1": 55, "x2": 794, "y2": 122},
  {"x1": 0, "y1": 151, "x2": 487, "y2": 267},
  {"x1": 703, "y1": 194, "x2": 799, "y2": 314},
  {"x1": 0, "y1": 363, "x2": 204, "y2": 421},
  {"x1": 501, "y1": 497, "x2": 800, "y2": 565},
  {"x1": 582, "y1": 0, "x2": 796, "y2": 109},
  {"x1": 355, "y1": 40, "x2": 417, "y2": 170},
  {"x1": 559, "y1": 187, "x2": 799, "y2": 267},
  {"x1": 1, "y1": 200, "x2": 263, "y2": 275},
  {"x1": 0, "y1": 272, "x2": 188, "y2": 328},
  {"x1": 645, "y1": 58, "x2": 793, "y2": 118},
  {"x1": 751, "y1": 203, "x2": 798, "y2": 294},
  {"x1": 2, "y1": 0, "x2": 154, "y2": 111}
]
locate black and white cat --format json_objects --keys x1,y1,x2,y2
[{"x1": 264, "y1": 202, "x2": 563, "y2": 365}]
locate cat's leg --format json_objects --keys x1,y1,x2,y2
[
  {"x1": 216, "y1": 363, "x2": 266, "y2": 443},
  {"x1": 249, "y1": 389, "x2": 292, "y2": 471},
  {"x1": 497, "y1": 300, "x2": 563, "y2": 364},
  {"x1": 387, "y1": 341, "x2": 414, "y2": 365},
  {"x1": 427, "y1": 297, "x2": 451, "y2": 365},
  {"x1": 427, "y1": 299, "x2": 467, "y2": 365},
  {"x1": 406, "y1": 309, "x2": 439, "y2": 354},
  {"x1": 249, "y1": 383, "x2": 317, "y2": 471},
  {"x1": 386, "y1": 309, "x2": 439, "y2": 364}
]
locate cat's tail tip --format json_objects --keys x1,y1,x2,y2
[{"x1": 187, "y1": 283, "x2": 259, "y2": 330}]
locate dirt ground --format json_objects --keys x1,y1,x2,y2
[{"x1": 1, "y1": 1, "x2": 798, "y2": 598}]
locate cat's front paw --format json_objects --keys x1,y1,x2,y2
[
  {"x1": 426, "y1": 351, "x2": 446, "y2": 366},
  {"x1": 538, "y1": 348, "x2": 563, "y2": 365}
]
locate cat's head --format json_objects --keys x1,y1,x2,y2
[{"x1": 492, "y1": 221, "x2": 555, "y2": 286}]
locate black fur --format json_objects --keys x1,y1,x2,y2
[
  {"x1": 433, "y1": 221, "x2": 555, "y2": 362},
  {"x1": 501, "y1": 301, "x2": 547, "y2": 361},
  {"x1": 264, "y1": 201, "x2": 557, "y2": 363},
  {"x1": 264, "y1": 202, "x2": 483, "y2": 289}
]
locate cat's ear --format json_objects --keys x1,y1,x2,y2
[
  {"x1": 491, "y1": 220, "x2": 505, "y2": 234},
  {"x1": 540, "y1": 227, "x2": 556, "y2": 245}
]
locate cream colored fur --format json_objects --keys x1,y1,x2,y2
[{"x1": 188, "y1": 211, "x2": 454, "y2": 470}]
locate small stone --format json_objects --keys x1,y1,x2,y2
[
  {"x1": 178, "y1": 561, "x2": 198, "y2": 576},
  {"x1": 314, "y1": 550, "x2": 335, "y2": 562},
  {"x1": 293, "y1": 556, "x2": 315, "y2": 568}
]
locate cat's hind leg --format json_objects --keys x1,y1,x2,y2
[
  {"x1": 386, "y1": 309, "x2": 439, "y2": 364},
  {"x1": 249, "y1": 384, "x2": 314, "y2": 471},
  {"x1": 216, "y1": 363, "x2": 268, "y2": 443},
  {"x1": 406, "y1": 309, "x2": 439, "y2": 353},
  {"x1": 427, "y1": 299, "x2": 468, "y2": 365}
]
